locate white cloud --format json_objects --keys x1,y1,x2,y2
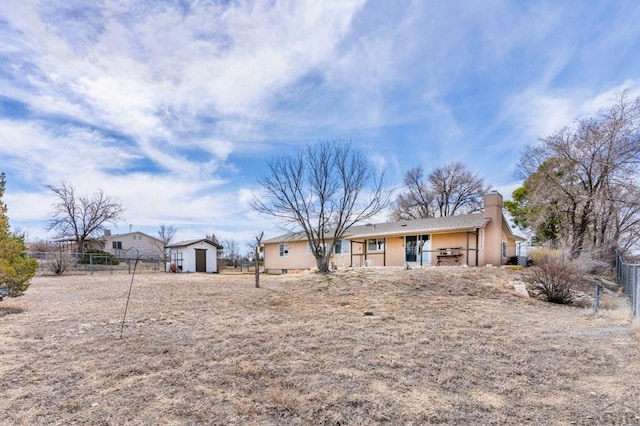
[
  {"x1": 508, "y1": 80, "x2": 640, "y2": 141},
  {"x1": 0, "y1": 119, "x2": 139, "y2": 181},
  {"x1": 2, "y1": 0, "x2": 640, "y2": 244}
]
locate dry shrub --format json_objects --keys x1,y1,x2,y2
[
  {"x1": 44, "y1": 250, "x2": 75, "y2": 275},
  {"x1": 527, "y1": 248, "x2": 580, "y2": 305},
  {"x1": 528, "y1": 246, "x2": 562, "y2": 265}
]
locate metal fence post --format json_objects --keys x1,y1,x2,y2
[
  {"x1": 625, "y1": 264, "x2": 630, "y2": 297},
  {"x1": 633, "y1": 265, "x2": 640, "y2": 317}
]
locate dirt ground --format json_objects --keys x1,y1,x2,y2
[{"x1": 1, "y1": 267, "x2": 639, "y2": 425}]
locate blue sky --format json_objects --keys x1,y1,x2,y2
[{"x1": 1, "y1": 0, "x2": 639, "y2": 248}]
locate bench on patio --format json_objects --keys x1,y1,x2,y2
[{"x1": 436, "y1": 247, "x2": 463, "y2": 266}]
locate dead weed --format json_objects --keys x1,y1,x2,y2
[{"x1": 0, "y1": 267, "x2": 638, "y2": 424}]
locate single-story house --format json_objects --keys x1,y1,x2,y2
[
  {"x1": 166, "y1": 238, "x2": 223, "y2": 273},
  {"x1": 263, "y1": 192, "x2": 524, "y2": 273},
  {"x1": 104, "y1": 231, "x2": 165, "y2": 259}
]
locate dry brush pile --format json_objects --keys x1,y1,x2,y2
[{"x1": 1, "y1": 267, "x2": 639, "y2": 424}]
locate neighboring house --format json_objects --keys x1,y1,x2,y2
[
  {"x1": 166, "y1": 239, "x2": 223, "y2": 273},
  {"x1": 263, "y1": 192, "x2": 524, "y2": 273},
  {"x1": 105, "y1": 231, "x2": 164, "y2": 259}
]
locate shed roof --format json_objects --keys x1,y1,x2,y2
[{"x1": 167, "y1": 238, "x2": 223, "y2": 249}]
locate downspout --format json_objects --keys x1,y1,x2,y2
[
  {"x1": 383, "y1": 238, "x2": 387, "y2": 266},
  {"x1": 350, "y1": 240, "x2": 353, "y2": 267},
  {"x1": 475, "y1": 228, "x2": 480, "y2": 267},
  {"x1": 466, "y1": 232, "x2": 470, "y2": 266},
  {"x1": 364, "y1": 240, "x2": 368, "y2": 266}
]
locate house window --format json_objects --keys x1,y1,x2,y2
[
  {"x1": 479, "y1": 229, "x2": 484, "y2": 249},
  {"x1": 334, "y1": 240, "x2": 350, "y2": 254},
  {"x1": 368, "y1": 238, "x2": 384, "y2": 251},
  {"x1": 501, "y1": 241, "x2": 507, "y2": 258},
  {"x1": 307, "y1": 242, "x2": 328, "y2": 255},
  {"x1": 112, "y1": 241, "x2": 122, "y2": 250},
  {"x1": 279, "y1": 243, "x2": 289, "y2": 257}
]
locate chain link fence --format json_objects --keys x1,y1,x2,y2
[
  {"x1": 615, "y1": 251, "x2": 640, "y2": 317},
  {"x1": 28, "y1": 251, "x2": 164, "y2": 275}
]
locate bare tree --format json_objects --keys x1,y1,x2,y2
[
  {"x1": 510, "y1": 91, "x2": 640, "y2": 258},
  {"x1": 205, "y1": 233, "x2": 220, "y2": 245},
  {"x1": 252, "y1": 140, "x2": 389, "y2": 273},
  {"x1": 222, "y1": 239, "x2": 241, "y2": 268},
  {"x1": 157, "y1": 223, "x2": 177, "y2": 266},
  {"x1": 157, "y1": 224, "x2": 177, "y2": 248},
  {"x1": 429, "y1": 162, "x2": 490, "y2": 217},
  {"x1": 391, "y1": 162, "x2": 489, "y2": 220},
  {"x1": 45, "y1": 182, "x2": 125, "y2": 253},
  {"x1": 390, "y1": 167, "x2": 436, "y2": 220}
]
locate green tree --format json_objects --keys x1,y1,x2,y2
[
  {"x1": 504, "y1": 164, "x2": 562, "y2": 247},
  {"x1": 0, "y1": 173, "x2": 38, "y2": 298}
]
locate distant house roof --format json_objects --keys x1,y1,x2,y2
[
  {"x1": 106, "y1": 231, "x2": 162, "y2": 242},
  {"x1": 167, "y1": 238, "x2": 223, "y2": 250}
]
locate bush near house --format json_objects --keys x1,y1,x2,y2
[{"x1": 526, "y1": 248, "x2": 580, "y2": 305}]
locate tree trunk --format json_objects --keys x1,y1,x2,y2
[
  {"x1": 254, "y1": 264, "x2": 260, "y2": 288},
  {"x1": 254, "y1": 232, "x2": 264, "y2": 288},
  {"x1": 315, "y1": 255, "x2": 331, "y2": 273}
]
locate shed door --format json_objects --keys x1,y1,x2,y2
[{"x1": 195, "y1": 249, "x2": 207, "y2": 272}]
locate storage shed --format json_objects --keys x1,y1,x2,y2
[{"x1": 166, "y1": 238, "x2": 222, "y2": 273}]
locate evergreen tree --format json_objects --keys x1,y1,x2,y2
[{"x1": 0, "y1": 173, "x2": 38, "y2": 298}]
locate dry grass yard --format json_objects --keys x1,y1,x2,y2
[{"x1": 1, "y1": 267, "x2": 639, "y2": 425}]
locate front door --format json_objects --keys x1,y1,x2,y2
[
  {"x1": 195, "y1": 249, "x2": 207, "y2": 272},
  {"x1": 405, "y1": 236, "x2": 418, "y2": 263}
]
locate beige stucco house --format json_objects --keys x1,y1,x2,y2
[
  {"x1": 263, "y1": 192, "x2": 524, "y2": 273},
  {"x1": 104, "y1": 231, "x2": 165, "y2": 259}
]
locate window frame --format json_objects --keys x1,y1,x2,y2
[
  {"x1": 334, "y1": 239, "x2": 350, "y2": 254},
  {"x1": 367, "y1": 238, "x2": 385, "y2": 252},
  {"x1": 279, "y1": 243, "x2": 289, "y2": 257}
]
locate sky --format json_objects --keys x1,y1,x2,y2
[{"x1": 1, "y1": 0, "x2": 640, "y2": 249}]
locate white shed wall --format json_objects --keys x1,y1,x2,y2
[{"x1": 169, "y1": 241, "x2": 218, "y2": 273}]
